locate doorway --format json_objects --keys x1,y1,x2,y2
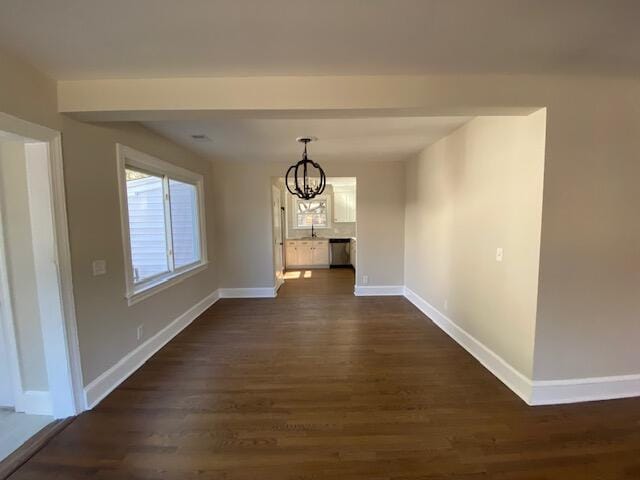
[
  {"x1": 271, "y1": 176, "x2": 357, "y2": 295},
  {"x1": 0, "y1": 113, "x2": 83, "y2": 462}
]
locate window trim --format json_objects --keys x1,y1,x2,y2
[
  {"x1": 116, "y1": 144, "x2": 208, "y2": 306},
  {"x1": 292, "y1": 195, "x2": 331, "y2": 230}
]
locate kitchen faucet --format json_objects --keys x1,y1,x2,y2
[{"x1": 311, "y1": 223, "x2": 317, "y2": 238}]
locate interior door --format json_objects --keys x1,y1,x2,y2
[{"x1": 272, "y1": 186, "x2": 284, "y2": 285}]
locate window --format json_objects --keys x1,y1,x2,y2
[
  {"x1": 294, "y1": 197, "x2": 329, "y2": 228},
  {"x1": 117, "y1": 145, "x2": 207, "y2": 305}
]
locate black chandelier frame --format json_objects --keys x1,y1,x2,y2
[{"x1": 285, "y1": 137, "x2": 326, "y2": 200}]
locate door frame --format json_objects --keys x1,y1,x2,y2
[
  {"x1": 0, "y1": 189, "x2": 21, "y2": 409},
  {"x1": 0, "y1": 112, "x2": 84, "y2": 418},
  {"x1": 271, "y1": 184, "x2": 284, "y2": 291}
]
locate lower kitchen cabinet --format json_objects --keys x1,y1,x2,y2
[{"x1": 286, "y1": 239, "x2": 329, "y2": 267}]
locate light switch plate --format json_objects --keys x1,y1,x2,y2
[
  {"x1": 496, "y1": 248, "x2": 504, "y2": 262},
  {"x1": 92, "y1": 259, "x2": 107, "y2": 276}
]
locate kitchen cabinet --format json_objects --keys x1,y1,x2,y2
[
  {"x1": 285, "y1": 239, "x2": 329, "y2": 267},
  {"x1": 312, "y1": 240, "x2": 329, "y2": 265},
  {"x1": 285, "y1": 240, "x2": 299, "y2": 265},
  {"x1": 297, "y1": 240, "x2": 313, "y2": 265},
  {"x1": 333, "y1": 186, "x2": 356, "y2": 223}
]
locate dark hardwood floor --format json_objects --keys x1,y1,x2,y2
[{"x1": 10, "y1": 268, "x2": 640, "y2": 479}]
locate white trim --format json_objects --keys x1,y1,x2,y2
[
  {"x1": 354, "y1": 285, "x2": 404, "y2": 296},
  {"x1": 403, "y1": 287, "x2": 533, "y2": 404},
  {"x1": 403, "y1": 286, "x2": 640, "y2": 406},
  {"x1": 0, "y1": 183, "x2": 23, "y2": 410},
  {"x1": 117, "y1": 144, "x2": 205, "y2": 185},
  {"x1": 271, "y1": 184, "x2": 285, "y2": 291},
  {"x1": 126, "y1": 262, "x2": 209, "y2": 306},
  {"x1": 16, "y1": 390, "x2": 53, "y2": 416},
  {"x1": 0, "y1": 113, "x2": 84, "y2": 418},
  {"x1": 530, "y1": 374, "x2": 640, "y2": 405},
  {"x1": 219, "y1": 287, "x2": 277, "y2": 298},
  {"x1": 48, "y1": 134, "x2": 85, "y2": 416},
  {"x1": 84, "y1": 289, "x2": 220, "y2": 409},
  {"x1": 116, "y1": 144, "x2": 209, "y2": 306}
]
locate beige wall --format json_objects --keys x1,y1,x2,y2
[
  {"x1": 1, "y1": 49, "x2": 219, "y2": 387},
  {"x1": 0, "y1": 141, "x2": 49, "y2": 390},
  {"x1": 0, "y1": 49, "x2": 60, "y2": 131},
  {"x1": 532, "y1": 93, "x2": 640, "y2": 380},
  {"x1": 405, "y1": 112, "x2": 546, "y2": 377},
  {"x1": 212, "y1": 161, "x2": 275, "y2": 289},
  {"x1": 61, "y1": 119, "x2": 218, "y2": 383},
  {"x1": 6, "y1": 49, "x2": 640, "y2": 385},
  {"x1": 214, "y1": 160, "x2": 405, "y2": 289},
  {"x1": 84, "y1": 72, "x2": 640, "y2": 383}
]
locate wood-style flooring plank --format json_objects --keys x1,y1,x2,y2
[{"x1": 10, "y1": 269, "x2": 640, "y2": 479}]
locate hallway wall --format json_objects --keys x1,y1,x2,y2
[
  {"x1": 92, "y1": 72, "x2": 640, "y2": 384},
  {"x1": 404, "y1": 111, "x2": 547, "y2": 377}
]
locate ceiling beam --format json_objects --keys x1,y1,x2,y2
[{"x1": 57, "y1": 75, "x2": 545, "y2": 121}]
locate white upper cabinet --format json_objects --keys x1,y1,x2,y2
[{"x1": 333, "y1": 186, "x2": 356, "y2": 223}]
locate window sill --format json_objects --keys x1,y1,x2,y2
[{"x1": 126, "y1": 262, "x2": 208, "y2": 306}]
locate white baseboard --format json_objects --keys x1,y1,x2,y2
[
  {"x1": 403, "y1": 287, "x2": 533, "y2": 404},
  {"x1": 83, "y1": 289, "x2": 220, "y2": 409},
  {"x1": 15, "y1": 390, "x2": 53, "y2": 416},
  {"x1": 530, "y1": 374, "x2": 640, "y2": 405},
  {"x1": 354, "y1": 285, "x2": 404, "y2": 296},
  {"x1": 219, "y1": 287, "x2": 277, "y2": 298},
  {"x1": 403, "y1": 286, "x2": 640, "y2": 406}
]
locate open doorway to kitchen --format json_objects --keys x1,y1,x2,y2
[
  {"x1": 0, "y1": 113, "x2": 82, "y2": 465},
  {"x1": 271, "y1": 177, "x2": 356, "y2": 295}
]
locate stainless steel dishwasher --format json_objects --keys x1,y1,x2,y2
[{"x1": 329, "y1": 238, "x2": 351, "y2": 267}]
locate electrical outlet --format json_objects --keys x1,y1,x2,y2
[
  {"x1": 92, "y1": 259, "x2": 106, "y2": 276},
  {"x1": 362, "y1": 275, "x2": 369, "y2": 285},
  {"x1": 444, "y1": 299, "x2": 449, "y2": 310},
  {"x1": 137, "y1": 325, "x2": 143, "y2": 342},
  {"x1": 496, "y1": 248, "x2": 504, "y2": 262}
]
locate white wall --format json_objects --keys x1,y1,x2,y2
[{"x1": 404, "y1": 111, "x2": 547, "y2": 377}]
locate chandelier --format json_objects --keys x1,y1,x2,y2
[{"x1": 285, "y1": 137, "x2": 326, "y2": 200}]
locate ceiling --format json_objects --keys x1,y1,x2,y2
[
  {"x1": 144, "y1": 116, "x2": 471, "y2": 162},
  {"x1": 1, "y1": 0, "x2": 639, "y2": 79}
]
